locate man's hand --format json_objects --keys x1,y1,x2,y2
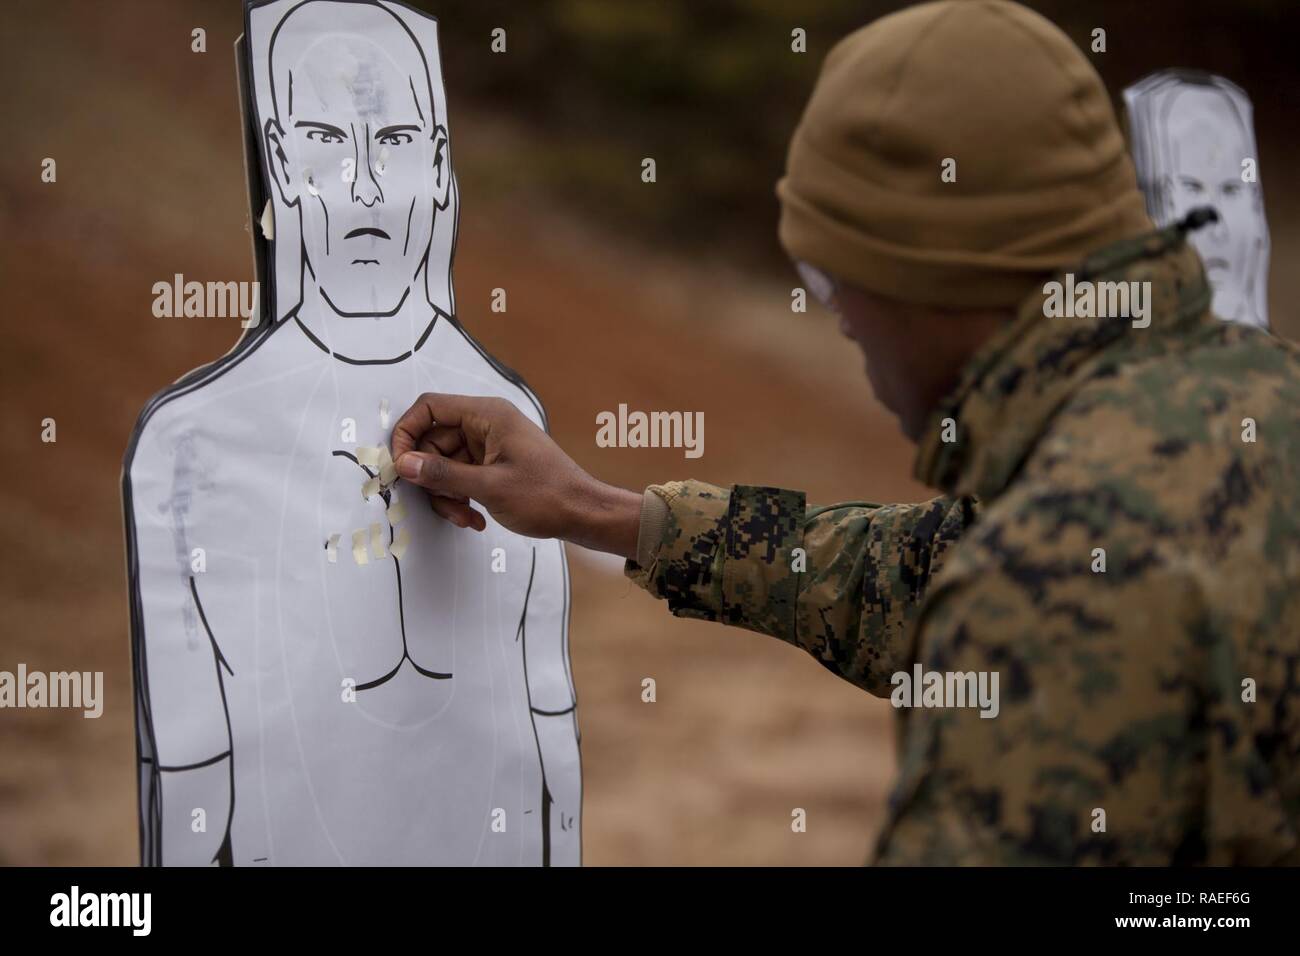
[{"x1": 391, "y1": 393, "x2": 643, "y2": 559}]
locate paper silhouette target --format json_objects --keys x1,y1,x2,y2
[
  {"x1": 123, "y1": 0, "x2": 580, "y2": 866},
  {"x1": 1125, "y1": 70, "x2": 1270, "y2": 328}
]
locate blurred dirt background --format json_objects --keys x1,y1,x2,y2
[{"x1": 1, "y1": 0, "x2": 1297, "y2": 865}]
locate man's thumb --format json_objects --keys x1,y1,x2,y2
[{"x1": 396, "y1": 451, "x2": 489, "y2": 500}]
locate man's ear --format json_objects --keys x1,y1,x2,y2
[
  {"x1": 431, "y1": 125, "x2": 451, "y2": 211},
  {"x1": 264, "y1": 118, "x2": 299, "y2": 207}
]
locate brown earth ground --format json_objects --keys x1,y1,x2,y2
[{"x1": 1, "y1": 1, "x2": 1296, "y2": 865}]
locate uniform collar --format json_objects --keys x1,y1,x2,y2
[{"x1": 913, "y1": 222, "x2": 1216, "y2": 500}]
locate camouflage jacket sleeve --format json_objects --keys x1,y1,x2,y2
[{"x1": 624, "y1": 480, "x2": 976, "y2": 696}]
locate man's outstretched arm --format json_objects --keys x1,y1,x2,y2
[
  {"x1": 391, "y1": 393, "x2": 975, "y2": 695},
  {"x1": 626, "y1": 481, "x2": 974, "y2": 695}
]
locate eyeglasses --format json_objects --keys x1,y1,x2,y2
[{"x1": 794, "y1": 259, "x2": 840, "y2": 313}]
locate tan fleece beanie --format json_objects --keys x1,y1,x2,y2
[{"x1": 777, "y1": 0, "x2": 1153, "y2": 309}]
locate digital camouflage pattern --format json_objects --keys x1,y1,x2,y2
[{"x1": 626, "y1": 220, "x2": 1300, "y2": 864}]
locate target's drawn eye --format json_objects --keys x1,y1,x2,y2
[
  {"x1": 376, "y1": 125, "x2": 419, "y2": 147},
  {"x1": 296, "y1": 121, "x2": 349, "y2": 145}
]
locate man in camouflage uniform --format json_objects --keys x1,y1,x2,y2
[{"x1": 390, "y1": 0, "x2": 1300, "y2": 864}]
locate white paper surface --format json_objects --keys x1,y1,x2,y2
[
  {"x1": 1124, "y1": 70, "x2": 1270, "y2": 328},
  {"x1": 123, "y1": 0, "x2": 580, "y2": 866}
]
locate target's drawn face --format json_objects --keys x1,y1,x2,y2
[
  {"x1": 1125, "y1": 70, "x2": 1270, "y2": 328},
  {"x1": 264, "y1": 1, "x2": 451, "y2": 318},
  {"x1": 1159, "y1": 86, "x2": 1264, "y2": 322}
]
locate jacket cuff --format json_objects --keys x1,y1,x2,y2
[
  {"x1": 625, "y1": 481, "x2": 806, "y2": 632},
  {"x1": 635, "y1": 487, "x2": 671, "y2": 568}
]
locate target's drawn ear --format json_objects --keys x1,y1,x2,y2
[
  {"x1": 264, "y1": 118, "x2": 298, "y2": 207},
  {"x1": 1154, "y1": 173, "x2": 1178, "y2": 223},
  {"x1": 431, "y1": 125, "x2": 451, "y2": 211}
]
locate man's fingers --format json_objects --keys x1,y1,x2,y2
[
  {"x1": 429, "y1": 496, "x2": 487, "y2": 531},
  {"x1": 391, "y1": 394, "x2": 521, "y2": 526},
  {"x1": 416, "y1": 428, "x2": 469, "y2": 464},
  {"x1": 391, "y1": 393, "x2": 504, "y2": 460},
  {"x1": 425, "y1": 425, "x2": 466, "y2": 458},
  {"x1": 396, "y1": 449, "x2": 497, "y2": 503}
]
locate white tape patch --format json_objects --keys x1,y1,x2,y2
[
  {"x1": 386, "y1": 497, "x2": 407, "y2": 525},
  {"x1": 351, "y1": 529, "x2": 369, "y2": 565},
  {"x1": 369, "y1": 522, "x2": 388, "y2": 560},
  {"x1": 259, "y1": 198, "x2": 275, "y2": 240},
  {"x1": 325, "y1": 533, "x2": 340, "y2": 564},
  {"x1": 390, "y1": 526, "x2": 411, "y2": 561},
  {"x1": 356, "y1": 445, "x2": 399, "y2": 503}
]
